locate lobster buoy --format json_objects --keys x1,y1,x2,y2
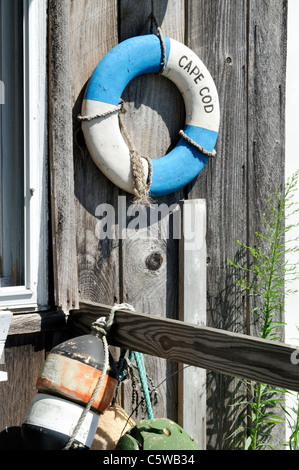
[
  {"x1": 21, "y1": 394, "x2": 99, "y2": 450},
  {"x1": 21, "y1": 322, "x2": 119, "y2": 450},
  {"x1": 81, "y1": 34, "x2": 220, "y2": 197},
  {"x1": 115, "y1": 418, "x2": 200, "y2": 450}
]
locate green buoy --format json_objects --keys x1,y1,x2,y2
[{"x1": 115, "y1": 418, "x2": 200, "y2": 451}]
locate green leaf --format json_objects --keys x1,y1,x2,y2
[
  {"x1": 243, "y1": 436, "x2": 252, "y2": 450},
  {"x1": 229, "y1": 170, "x2": 299, "y2": 450}
]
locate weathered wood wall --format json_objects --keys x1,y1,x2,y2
[
  {"x1": 0, "y1": 0, "x2": 287, "y2": 450},
  {"x1": 71, "y1": 0, "x2": 287, "y2": 449}
]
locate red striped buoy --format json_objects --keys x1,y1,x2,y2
[{"x1": 21, "y1": 321, "x2": 119, "y2": 450}]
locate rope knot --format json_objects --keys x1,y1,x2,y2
[
  {"x1": 63, "y1": 303, "x2": 154, "y2": 449},
  {"x1": 91, "y1": 317, "x2": 108, "y2": 337},
  {"x1": 91, "y1": 303, "x2": 136, "y2": 339}
]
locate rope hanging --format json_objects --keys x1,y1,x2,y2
[
  {"x1": 63, "y1": 303, "x2": 154, "y2": 450},
  {"x1": 78, "y1": 99, "x2": 153, "y2": 206},
  {"x1": 109, "y1": 304, "x2": 154, "y2": 420},
  {"x1": 179, "y1": 130, "x2": 217, "y2": 158},
  {"x1": 77, "y1": 102, "x2": 122, "y2": 122},
  {"x1": 129, "y1": 350, "x2": 154, "y2": 420},
  {"x1": 62, "y1": 311, "x2": 112, "y2": 450}
]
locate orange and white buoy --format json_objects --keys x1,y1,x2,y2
[{"x1": 21, "y1": 320, "x2": 119, "y2": 450}]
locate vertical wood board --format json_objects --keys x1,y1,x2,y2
[
  {"x1": 0, "y1": 334, "x2": 46, "y2": 431},
  {"x1": 246, "y1": 0, "x2": 287, "y2": 449},
  {"x1": 186, "y1": 0, "x2": 287, "y2": 449},
  {"x1": 48, "y1": 0, "x2": 78, "y2": 312},
  {"x1": 117, "y1": 0, "x2": 186, "y2": 422},
  {"x1": 178, "y1": 200, "x2": 207, "y2": 449},
  {"x1": 186, "y1": 0, "x2": 249, "y2": 449},
  {"x1": 69, "y1": 0, "x2": 120, "y2": 307}
]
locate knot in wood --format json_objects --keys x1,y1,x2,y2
[{"x1": 145, "y1": 251, "x2": 163, "y2": 271}]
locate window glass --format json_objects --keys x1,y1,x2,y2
[{"x1": 0, "y1": 0, "x2": 24, "y2": 287}]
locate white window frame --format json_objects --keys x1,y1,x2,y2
[{"x1": 0, "y1": 0, "x2": 48, "y2": 310}]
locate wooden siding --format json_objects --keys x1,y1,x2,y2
[
  {"x1": 0, "y1": 0, "x2": 287, "y2": 450},
  {"x1": 69, "y1": 0, "x2": 287, "y2": 449},
  {"x1": 48, "y1": 0, "x2": 79, "y2": 312}
]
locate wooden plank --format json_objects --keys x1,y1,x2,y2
[
  {"x1": 118, "y1": 201, "x2": 182, "y2": 420},
  {"x1": 247, "y1": 0, "x2": 287, "y2": 336},
  {"x1": 185, "y1": 0, "x2": 287, "y2": 449},
  {"x1": 0, "y1": 333, "x2": 46, "y2": 430},
  {"x1": 246, "y1": 0, "x2": 288, "y2": 448},
  {"x1": 69, "y1": 0, "x2": 120, "y2": 306},
  {"x1": 0, "y1": 328, "x2": 71, "y2": 449},
  {"x1": 178, "y1": 199, "x2": 207, "y2": 449},
  {"x1": 48, "y1": 0, "x2": 78, "y2": 312},
  {"x1": 186, "y1": 0, "x2": 249, "y2": 268},
  {"x1": 69, "y1": 301, "x2": 299, "y2": 393},
  {"x1": 118, "y1": 0, "x2": 185, "y2": 422},
  {"x1": 186, "y1": 0, "x2": 249, "y2": 449},
  {"x1": 68, "y1": 0, "x2": 123, "y2": 414},
  {"x1": 7, "y1": 310, "x2": 67, "y2": 335}
]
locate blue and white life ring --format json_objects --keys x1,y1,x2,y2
[{"x1": 81, "y1": 35, "x2": 220, "y2": 197}]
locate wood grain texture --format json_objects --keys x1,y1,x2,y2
[
  {"x1": 0, "y1": 327, "x2": 73, "y2": 447},
  {"x1": 186, "y1": 0, "x2": 249, "y2": 449},
  {"x1": 7, "y1": 310, "x2": 67, "y2": 335},
  {"x1": 186, "y1": 0, "x2": 248, "y2": 327},
  {"x1": 184, "y1": 0, "x2": 287, "y2": 449},
  {"x1": 247, "y1": 0, "x2": 287, "y2": 334},
  {"x1": 246, "y1": 0, "x2": 288, "y2": 448},
  {"x1": 118, "y1": 0, "x2": 186, "y2": 422},
  {"x1": 45, "y1": 0, "x2": 287, "y2": 450},
  {"x1": 69, "y1": 0, "x2": 121, "y2": 306},
  {"x1": 69, "y1": 302, "x2": 299, "y2": 393},
  {"x1": 0, "y1": 334, "x2": 46, "y2": 430},
  {"x1": 178, "y1": 200, "x2": 207, "y2": 449},
  {"x1": 48, "y1": 0, "x2": 78, "y2": 312}
]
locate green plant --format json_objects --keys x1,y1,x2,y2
[
  {"x1": 229, "y1": 170, "x2": 299, "y2": 450},
  {"x1": 280, "y1": 324, "x2": 299, "y2": 451},
  {"x1": 282, "y1": 391, "x2": 299, "y2": 450}
]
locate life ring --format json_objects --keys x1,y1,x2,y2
[{"x1": 81, "y1": 34, "x2": 220, "y2": 197}]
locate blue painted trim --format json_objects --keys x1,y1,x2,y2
[{"x1": 84, "y1": 35, "x2": 171, "y2": 105}]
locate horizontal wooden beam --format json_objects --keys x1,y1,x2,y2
[
  {"x1": 7, "y1": 310, "x2": 67, "y2": 335},
  {"x1": 69, "y1": 300, "x2": 299, "y2": 393}
]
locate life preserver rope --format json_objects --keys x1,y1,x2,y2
[{"x1": 81, "y1": 34, "x2": 220, "y2": 199}]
